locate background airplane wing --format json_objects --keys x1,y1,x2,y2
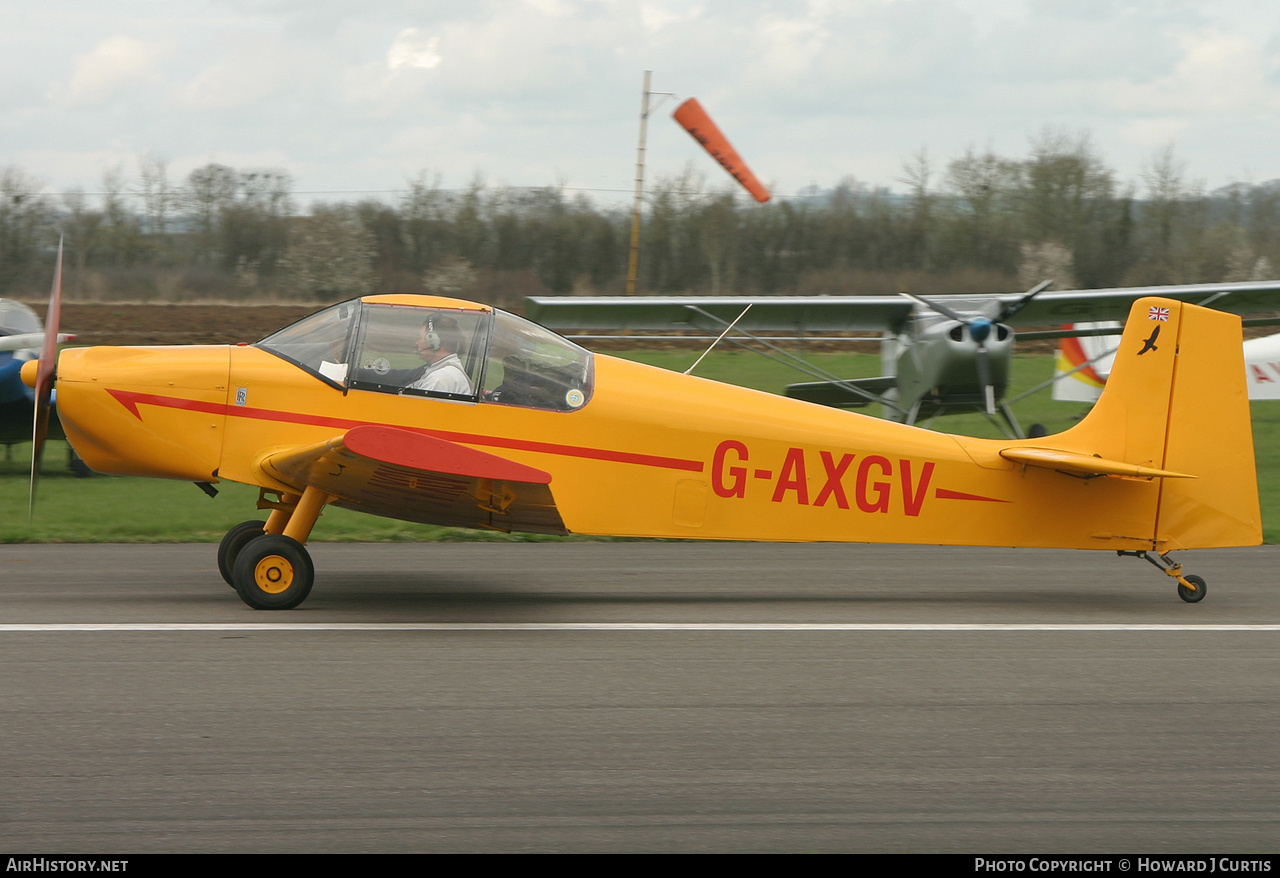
[
  {"x1": 256, "y1": 424, "x2": 568, "y2": 535},
  {"x1": 994, "y1": 280, "x2": 1280, "y2": 328},
  {"x1": 526, "y1": 280, "x2": 1280, "y2": 336},
  {"x1": 524, "y1": 295, "x2": 914, "y2": 334}
]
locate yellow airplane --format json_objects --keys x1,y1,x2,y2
[{"x1": 24, "y1": 281, "x2": 1258, "y2": 609}]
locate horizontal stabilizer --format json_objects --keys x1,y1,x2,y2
[
  {"x1": 257, "y1": 425, "x2": 566, "y2": 534},
  {"x1": 785, "y1": 376, "x2": 896, "y2": 408},
  {"x1": 999, "y1": 446, "x2": 1195, "y2": 480}
]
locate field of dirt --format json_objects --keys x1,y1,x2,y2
[
  {"x1": 26, "y1": 303, "x2": 318, "y2": 347},
  {"x1": 22, "y1": 302, "x2": 885, "y2": 351},
  {"x1": 32, "y1": 300, "x2": 1274, "y2": 352}
]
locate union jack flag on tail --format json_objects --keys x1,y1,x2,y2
[{"x1": 1148, "y1": 305, "x2": 1170, "y2": 321}]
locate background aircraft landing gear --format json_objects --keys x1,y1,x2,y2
[
  {"x1": 1118, "y1": 550, "x2": 1207, "y2": 603},
  {"x1": 231, "y1": 533, "x2": 314, "y2": 610},
  {"x1": 217, "y1": 520, "x2": 267, "y2": 587}
]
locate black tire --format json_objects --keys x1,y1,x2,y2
[
  {"x1": 217, "y1": 520, "x2": 266, "y2": 587},
  {"x1": 1178, "y1": 574, "x2": 1207, "y2": 604},
  {"x1": 67, "y1": 450, "x2": 94, "y2": 478},
  {"x1": 232, "y1": 534, "x2": 314, "y2": 610}
]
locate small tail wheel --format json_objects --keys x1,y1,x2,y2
[
  {"x1": 217, "y1": 520, "x2": 267, "y2": 587},
  {"x1": 232, "y1": 534, "x2": 314, "y2": 610},
  {"x1": 1178, "y1": 574, "x2": 1207, "y2": 604}
]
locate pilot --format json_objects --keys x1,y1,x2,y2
[{"x1": 405, "y1": 313, "x2": 473, "y2": 395}]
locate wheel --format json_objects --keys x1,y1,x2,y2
[
  {"x1": 67, "y1": 449, "x2": 94, "y2": 478},
  {"x1": 1178, "y1": 574, "x2": 1207, "y2": 603},
  {"x1": 231, "y1": 534, "x2": 314, "y2": 610},
  {"x1": 217, "y1": 520, "x2": 266, "y2": 587}
]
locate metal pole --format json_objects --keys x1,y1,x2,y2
[{"x1": 625, "y1": 71, "x2": 651, "y2": 296}]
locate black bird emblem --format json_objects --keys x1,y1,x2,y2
[{"x1": 1138, "y1": 325, "x2": 1160, "y2": 356}]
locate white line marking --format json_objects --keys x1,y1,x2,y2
[{"x1": 0, "y1": 623, "x2": 1279, "y2": 632}]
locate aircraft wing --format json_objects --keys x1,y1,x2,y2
[
  {"x1": 255, "y1": 424, "x2": 568, "y2": 535},
  {"x1": 784, "y1": 376, "x2": 897, "y2": 407},
  {"x1": 991, "y1": 280, "x2": 1280, "y2": 326},
  {"x1": 526, "y1": 280, "x2": 1280, "y2": 335},
  {"x1": 0, "y1": 332, "x2": 76, "y2": 353},
  {"x1": 524, "y1": 295, "x2": 913, "y2": 334}
]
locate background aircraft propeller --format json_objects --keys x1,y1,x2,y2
[
  {"x1": 29, "y1": 237, "x2": 63, "y2": 519},
  {"x1": 901, "y1": 280, "x2": 1054, "y2": 415}
]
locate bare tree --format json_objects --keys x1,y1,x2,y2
[
  {"x1": 61, "y1": 188, "x2": 103, "y2": 295},
  {"x1": 0, "y1": 166, "x2": 52, "y2": 291},
  {"x1": 136, "y1": 153, "x2": 174, "y2": 240},
  {"x1": 183, "y1": 163, "x2": 239, "y2": 267},
  {"x1": 423, "y1": 255, "x2": 477, "y2": 296},
  {"x1": 277, "y1": 207, "x2": 376, "y2": 301}
]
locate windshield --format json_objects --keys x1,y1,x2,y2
[
  {"x1": 0, "y1": 300, "x2": 41, "y2": 336},
  {"x1": 255, "y1": 298, "x2": 594, "y2": 410},
  {"x1": 481, "y1": 311, "x2": 593, "y2": 410},
  {"x1": 350, "y1": 304, "x2": 487, "y2": 401},
  {"x1": 256, "y1": 300, "x2": 358, "y2": 385}
]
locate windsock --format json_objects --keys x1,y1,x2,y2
[{"x1": 672, "y1": 98, "x2": 771, "y2": 203}]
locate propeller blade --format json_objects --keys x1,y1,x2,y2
[
  {"x1": 998, "y1": 279, "x2": 1054, "y2": 322},
  {"x1": 975, "y1": 345, "x2": 996, "y2": 415},
  {"x1": 29, "y1": 237, "x2": 64, "y2": 520},
  {"x1": 900, "y1": 291, "x2": 971, "y2": 324}
]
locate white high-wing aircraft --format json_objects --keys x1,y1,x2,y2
[
  {"x1": 528, "y1": 279, "x2": 1280, "y2": 436},
  {"x1": 1054, "y1": 323, "x2": 1280, "y2": 402},
  {"x1": 0, "y1": 298, "x2": 75, "y2": 448}
]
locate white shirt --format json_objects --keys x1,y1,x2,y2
[{"x1": 406, "y1": 353, "x2": 473, "y2": 395}]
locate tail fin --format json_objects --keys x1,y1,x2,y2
[{"x1": 1056, "y1": 297, "x2": 1260, "y2": 549}]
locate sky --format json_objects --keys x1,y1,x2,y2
[{"x1": 4, "y1": 0, "x2": 1280, "y2": 207}]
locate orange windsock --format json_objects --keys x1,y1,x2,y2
[{"x1": 672, "y1": 98, "x2": 771, "y2": 203}]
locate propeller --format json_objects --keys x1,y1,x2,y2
[
  {"x1": 997, "y1": 279, "x2": 1054, "y2": 323},
  {"x1": 902, "y1": 280, "x2": 1054, "y2": 416},
  {"x1": 29, "y1": 237, "x2": 64, "y2": 520}
]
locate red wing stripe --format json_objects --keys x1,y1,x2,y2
[
  {"x1": 935, "y1": 488, "x2": 1008, "y2": 503},
  {"x1": 432, "y1": 431, "x2": 704, "y2": 472},
  {"x1": 106, "y1": 389, "x2": 704, "y2": 473}
]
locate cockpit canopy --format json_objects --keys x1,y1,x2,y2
[
  {"x1": 256, "y1": 296, "x2": 594, "y2": 411},
  {"x1": 0, "y1": 299, "x2": 42, "y2": 337}
]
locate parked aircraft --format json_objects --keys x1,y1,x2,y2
[
  {"x1": 1055, "y1": 322, "x2": 1280, "y2": 402},
  {"x1": 24, "y1": 253, "x2": 1259, "y2": 608},
  {"x1": 0, "y1": 298, "x2": 74, "y2": 454},
  {"x1": 525, "y1": 281, "x2": 1280, "y2": 436}
]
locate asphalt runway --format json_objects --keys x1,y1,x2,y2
[{"x1": 1, "y1": 541, "x2": 1279, "y2": 853}]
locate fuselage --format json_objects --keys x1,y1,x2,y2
[{"x1": 46, "y1": 295, "x2": 1184, "y2": 552}]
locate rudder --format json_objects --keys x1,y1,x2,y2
[{"x1": 1059, "y1": 297, "x2": 1260, "y2": 549}]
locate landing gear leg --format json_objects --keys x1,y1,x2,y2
[
  {"x1": 231, "y1": 486, "x2": 331, "y2": 610},
  {"x1": 1118, "y1": 550, "x2": 1207, "y2": 603}
]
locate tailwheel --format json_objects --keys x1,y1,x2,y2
[
  {"x1": 232, "y1": 534, "x2": 314, "y2": 610},
  {"x1": 1117, "y1": 550, "x2": 1208, "y2": 604},
  {"x1": 1177, "y1": 574, "x2": 1207, "y2": 604},
  {"x1": 217, "y1": 520, "x2": 267, "y2": 587}
]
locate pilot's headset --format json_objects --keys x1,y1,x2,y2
[{"x1": 421, "y1": 315, "x2": 442, "y2": 352}]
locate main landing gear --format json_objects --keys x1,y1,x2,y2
[
  {"x1": 1118, "y1": 550, "x2": 1207, "y2": 603},
  {"x1": 217, "y1": 486, "x2": 331, "y2": 610}
]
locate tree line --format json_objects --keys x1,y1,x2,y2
[{"x1": 2, "y1": 131, "x2": 1279, "y2": 310}]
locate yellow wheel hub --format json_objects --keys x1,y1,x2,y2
[{"x1": 253, "y1": 554, "x2": 295, "y2": 594}]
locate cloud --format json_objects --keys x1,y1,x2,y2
[
  {"x1": 11, "y1": 1, "x2": 1280, "y2": 200},
  {"x1": 388, "y1": 28, "x2": 442, "y2": 71},
  {"x1": 56, "y1": 35, "x2": 164, "y2": 105}
]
